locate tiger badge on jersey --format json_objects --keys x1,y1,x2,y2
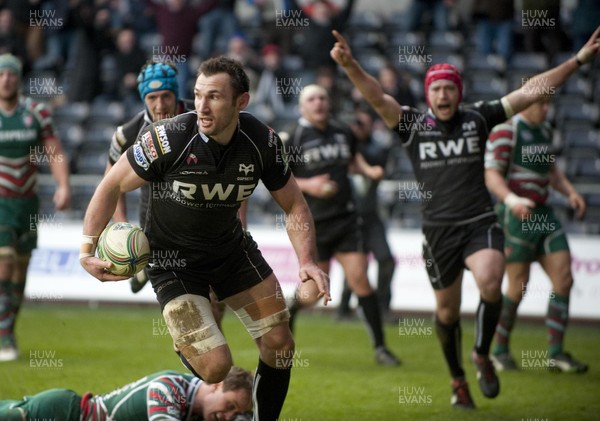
[{"x1": 23, "y1": 114, "x2": 33, "y2": 127}]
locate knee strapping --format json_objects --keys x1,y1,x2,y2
[
  {"x1": 163, "y1": 294, "x2": 227, "y2": 357},
  {"x1": 233, "y1": 294, "x2": 290, "y2": 340}
]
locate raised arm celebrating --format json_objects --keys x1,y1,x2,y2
[
  {"x1": 503, "y1": 26, "x2": 600, "y2": 114},
  {"x1": 330, "y1": 30, "x2": 402, "y2": 128}
]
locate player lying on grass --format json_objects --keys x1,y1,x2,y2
[
  {"x1": 485, "y1": 97, "x2": 588, "y2": 373},
  {"x1": 329, "y1": 26, "x2": 600, "y2": 409},
  {"x1": 0, "y1": 366, "x2": 253, "y2": 420}
]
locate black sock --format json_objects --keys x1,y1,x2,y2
[
  {"x1": 338, "y1": 281, "x2": 353, "y2": 315},
  {"x1": 357, "y1": 292, "x2": 385, "y2": 348},
  {"x1": 377, "y1": 258, "x2": 395, "y2": 311},
  {"x1": 435, "y1": 316, "x2": 465, "y2": 379},
  {"x1": 474, "y1": 297, "x2": 502, "y2": 355},
  {"x1": 254, "y1": 358, "x2": 291, "y2": 421},
  {"x1": 287, "y1": 296, "x2": 302, "y2": 334}
]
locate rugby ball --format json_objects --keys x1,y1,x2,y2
[{"x1": 97, "y1": 222, "x2": 150, "y2": 276}]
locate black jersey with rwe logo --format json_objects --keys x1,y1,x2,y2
[
  {"x1": 287, "y1": 118, "x2": 357, "y2": 222},
  {"x1": 126, "y1": 111, "x2": 290, "y2": 263},
  {"x1": 396, "y1": 100, "x2": 508, "y2": 225}
]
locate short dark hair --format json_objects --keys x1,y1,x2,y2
[
  {"x1": 197, "y1": 56, "x2": 250, "y2": 98},
  {"x1": 222, "y1": 366, "x2": 253, "y2": 395}
]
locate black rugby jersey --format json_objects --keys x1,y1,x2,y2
[
  {"x1": 287, "y1": 118, "x2": 357, "y2": 222},
  {"x1": 126, "y1": 111, "x2": 290, "y2": 262},
  {"x1": 396, "y1": 100, "x2": 508, "y2": 225}
]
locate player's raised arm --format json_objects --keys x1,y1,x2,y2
[
  {"x1": 80, "y1": 153, "x2": 146, "y2": 281},
  {"x1": 503, "y1": 25, "x2": 600, "y2": 116},
  {"x1": 269, "y1": 175, "x2": 331, "y2": 305},
  {"x1": 330, "y1": 30, "x2": 402, "y2": 129}
]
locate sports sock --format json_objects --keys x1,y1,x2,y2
[
  {"x1": 546, "y1": 292, "x2": 569, "y2": 357},
  {"x1": 376, "y1": 258, "x2": 395, "y2": 311},
  {"x1": 338, "y1": 281, "x2": 352, "y2": 315},
  {"x1": 357, "y1": 292, "x2": 385, "y2": 348},
  {"x1": 287, "y1": 295, "x2": 302, "y2": 334},
  {"x1": 435, "y1": 316, "x2": 465, "y2": 379},
  {"x1": 493, "y1": 295, "x2": 519, "y2": 355},
  {"x1": 474, "y1": 297, "x2": 502, "y2": 355},
  {"x1": 253, "y1": 358, "x2": 291, "y2": 421},
  {"x1": 10, "y1": 280, "x2": 25, "y2": 331},
  {"x1": 0, "y1": 279, "x2": 15, "y2": 347}
]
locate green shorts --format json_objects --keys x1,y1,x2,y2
[
  {"x1": 0, "y1": 196, "x2": 39, "y2": 253},
  {"x1": 497, "y1": 203, "x2": 569, "y2": 263},
  {"x1": 0, "y1": 389, "x2": 81, "y2": 421}
]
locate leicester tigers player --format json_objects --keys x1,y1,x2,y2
[
  {"x1": 485, "y1": 97, "x2": 588, "y2": 373},
  {"x1": 81, "y1": 56, "x2": 330, "y2": 421},
  {"x1": 0, "y1": 54, "x2": 71, "y2": 362},
  {"x1": 330, "y1": 27, "x2": 600, "y2": 408},
  {"x1": 0, "y1": 366, "x2": 253, "y2": 420}
]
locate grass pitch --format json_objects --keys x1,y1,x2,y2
[{"x1": 3, "y1": 303, "x2": 600, "y2": 420}]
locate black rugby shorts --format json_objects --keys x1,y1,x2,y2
[
  {"x1": 422, "y1": 216, "x2": 504, "y2": 290},
  {"x1": 147, "y1": 231, "x2": 273, "y2": 309},
  {"x1": 314, "y1": 213, "x2": 365, "y2": 262}
]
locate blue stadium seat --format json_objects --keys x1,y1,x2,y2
[
  {"x1": 348, "y1": 10, "x2": 383, "y2": 31},
  {"x1": 556, "y1": 101, "x2": 600, "y2": 124},
  {"x1": 559, "y1": 75, "x2": 593, "y2": 100},
  {"x1": 53, "y1": 102, "x2": 90, "y2": 126},
  {"x1": 464, "y1": 74, "x2": 507, "y2": 101},
  {"x1": 89, "y1": 99, "x2": 125, "y2": 126},
  {"x1": 509, "y1": 52, "x2": 549, "y2": 73},
  {"x1": 429, "y1": 31, "x2": 464, "y2": 53},
  {"x1": 465, "y1": 51, "x2": 505, "y2": 74},
  {"x1": 430, "y1": 53, "x2": 464, "y2": 71},
  {"x1": 563, "y1": 128, "x2": 600, "y2": 158},
  {"x1": 569, "y1": 157, "x2": 600, "y2": 183},
  {"x1": 349, "y1": 31, "x2": 384, "y2": 51}
]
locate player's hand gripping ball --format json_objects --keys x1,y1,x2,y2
[{"x1": 97, "y1": 222, "x2": 150, "y2": 276}]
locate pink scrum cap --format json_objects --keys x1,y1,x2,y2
[{"x1": 424, "y1": 63, "x2": 463, "y2": 106}]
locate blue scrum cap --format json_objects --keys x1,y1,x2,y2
[{"x1": 137, "y1": 62, "x2": 178, "y2": 101}]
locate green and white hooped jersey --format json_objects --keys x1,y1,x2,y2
[
  {"x1": 85, "y1": 370, "x2": 201, "y2": 421},
  {"x1": 0, "y1": 97, "x2": 56, "y2": 198},
  {"x1": 485, "y1": 115, "x2": 553, "y2": 205}
]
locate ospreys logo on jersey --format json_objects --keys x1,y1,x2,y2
[
  {"x1": 462, "y1": 121, "x2": 476, "y2": 133},
  {"x1": 239, "y1": 163, "x2": 254, "y2": 175}
]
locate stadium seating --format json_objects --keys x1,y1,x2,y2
[{"x1": 29, "y1": 7, "x2": 600, "y2": 236}]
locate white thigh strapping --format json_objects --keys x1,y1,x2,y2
[{"x1": 162, "y1": 294, "x2": 227, "y2": 356}]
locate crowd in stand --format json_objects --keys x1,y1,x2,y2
[{"x1": 1, "y1": 0, "x2": 599, "y2": 232}]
